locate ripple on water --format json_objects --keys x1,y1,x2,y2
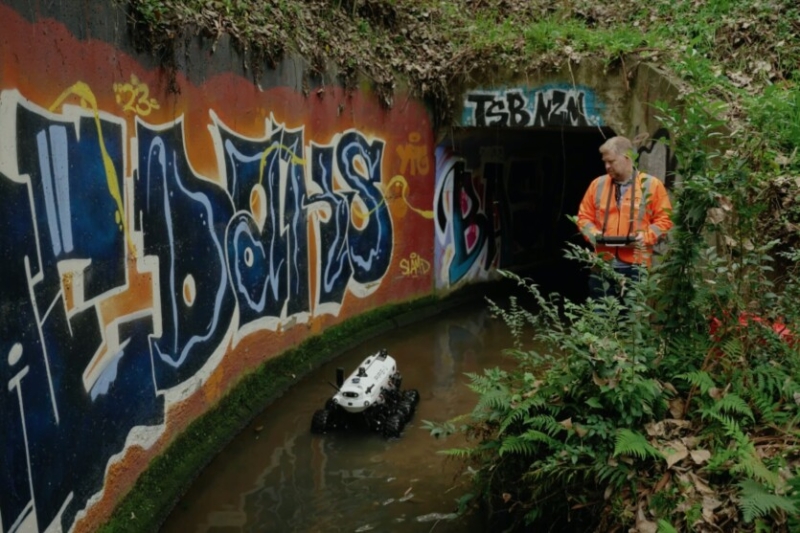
[{"x1": 161, "y1": 303, "x2": 512, "y2": 533}]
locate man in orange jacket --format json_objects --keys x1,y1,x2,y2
[{"x1": 576, "y1": 136, "x2": 673, "y2": 302}]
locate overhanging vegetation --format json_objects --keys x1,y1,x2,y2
[{"x1": 129, "y1": 1, "x2": 798, "y2": 139}]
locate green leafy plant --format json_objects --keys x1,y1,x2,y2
[
  {"x1": 426, "y1": 91, "x2": 800, "y2": 531},
  {"x1": 739, "y1": 479, "x2": 797, "y2": 523}
]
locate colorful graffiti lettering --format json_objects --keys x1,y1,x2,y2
[
  {"x1": 461, "y1": 85, "x2": 605, "y2": 128},
  {"x1": 386, "y1": 174, "x2": 434, "y2": 220},
  {"x1": 434, "y1": 147, "x2": 497, "y2": 287},
  {"x1": 434, "y1": 141, "x2": 572, "y2": 288},
  {"x1": 399, "y1": 252, "x2": 431, "y2": 277},
  {"x1": 0, "y1": 88, "x2": 162, "y2": 531},
  {"x1": 0, "y1": 4, "x2": 438, "y2": 532},
  {"x1": 113, "y1": 74, "x2": 160, "y2": 116},
  {"x1": 396, "y1": 132, "x2": 429, "y2": 176},
  {"x1": 0, "y1": 85, "x2": 404, "y2": 532}
]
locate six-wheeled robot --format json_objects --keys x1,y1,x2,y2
[{"x1": 310, "y1": 349, "x2": 420, "y2": 438}]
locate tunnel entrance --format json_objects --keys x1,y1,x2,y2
[{"x1": 438, "y1": 126, "x2": 616, "y2": 302}]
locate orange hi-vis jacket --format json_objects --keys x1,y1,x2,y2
[{"x1": 577, "y1": 171, "x2": 673, "y2": 266}]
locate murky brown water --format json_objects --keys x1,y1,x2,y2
[{"x1": 161, "y1": 300, "x2": 523, "y2": 533}]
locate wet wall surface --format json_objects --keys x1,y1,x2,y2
[{"x1": 160, "y1": 298, "x2": 528, "y2": 533}]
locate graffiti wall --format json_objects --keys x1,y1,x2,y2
[
  {"x1": 434, "y1": 146, "x2": 504, "y2": 288},
  {"x1": 460, "y1": 85, "x2": 605, "y2": 128},
  {"x1": 433, "y1": 140, "x2": 582, "y2": 289},
  {"x1": 0, "y1": 4, "x2": 435, "y2": 532},
  {"x1": 435, "y1": 87, "x2": 608, "y2": 289}
]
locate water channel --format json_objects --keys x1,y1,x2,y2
[{"x1": 160, "y1": 295, "x2": 530, "y2": 533}]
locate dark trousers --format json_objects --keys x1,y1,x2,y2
[{"x1": 588, "y1": 262, "x2": 641, "y2": 303}]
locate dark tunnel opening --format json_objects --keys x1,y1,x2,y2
[{"x1": 442, "y1": 125, "x2": 617, "y2": 303}]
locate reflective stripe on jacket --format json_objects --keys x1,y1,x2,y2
[{"x1": 576, "y1": 172, "x2": 672, "y2": 265}]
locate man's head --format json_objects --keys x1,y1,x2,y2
[{"x1": 599, "y1": 136, "x2": 635, "y2": 182}]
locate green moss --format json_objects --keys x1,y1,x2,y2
[{"x1": 96, "y1": 291, "x2": 479, "y2": 533}]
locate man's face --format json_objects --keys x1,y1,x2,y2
[{"x1": 602, "y1": 151, "x2": 632, "y2": 182}]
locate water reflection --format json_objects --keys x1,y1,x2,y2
[{"x1": 162, "y1": 302, "x2": 521, "y2": 533}]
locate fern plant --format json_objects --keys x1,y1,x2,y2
[
  {"x1": 423, "y1": 260, "x2": 671, "y2": 531},
  {"x1": 738, "y1": 479, "x2": 797, "y2": 523},
  {"x1": 614, "y1": 429, "x2": 664, "y2": 461}
]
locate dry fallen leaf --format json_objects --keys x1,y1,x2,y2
[
  {"x1": 690, "y1": 473, "x2": 715, "y2": 495},
  {"x1": 690, "y1": 449, "x2": 711, "y2": 465},
  {"x1": 727, "y1": 70, "x2": 753, "y2": 88},
  {"x1": 664, "y1": 440, "x2": 689, "y2": 469},
  {"x1": 662, "y1": 381, "x2": 678, "y2": 395},
  {"x1": 702, "y1": 496, "x2": 722, "y2": 523},
  {"x1": 669, "y1": 398, "x2": 685, "y2": 419},
  {"x1": 707, "y1": 207, "x2": 726, "y2": 224},
  {"x1": 592, "y1": 372, "x2": 607, "y2": 386},
  {"x1": 635, "y1": 504, "x2": 658, "y2": 533},
  {"x1": 665, "y1": 418, "x2": 690, "y2": 429},
  {"x1": 645, "y1": 421, "x2": 665, "y2": 437},
  {"x1": 718, "y1": 195, "x2": 733, "y2": 212}
]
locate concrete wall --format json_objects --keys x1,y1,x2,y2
[
  {"x1": 0, "y1": 2, "x2": 681, "y2": 532},
  {"x1": 0, "y1": 3, "x2": 437, "y2": 532}
]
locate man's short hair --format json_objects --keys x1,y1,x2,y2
[{"x1": 599, "y1": 136, "x2": 633, "y2": 158}]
